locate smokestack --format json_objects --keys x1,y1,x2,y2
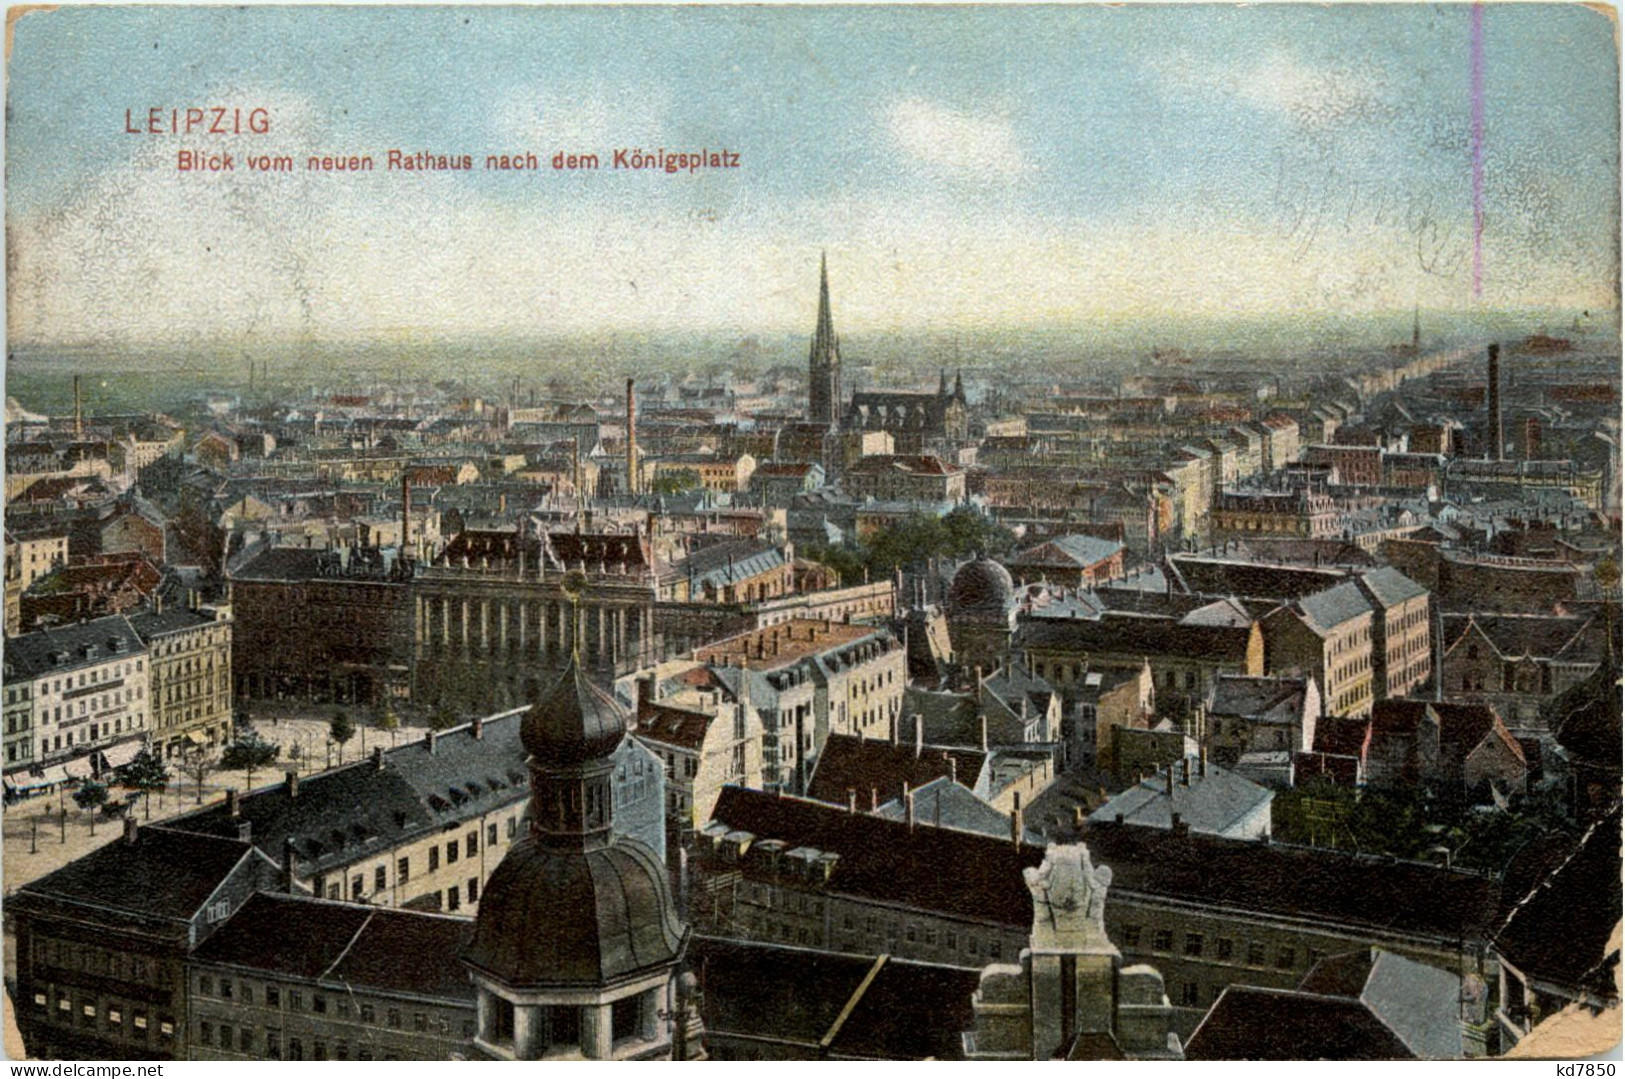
[
  {"x1": 1487, "y1": 343, "x2": 1503, "y2": 461},
  {"x1": 626, "y1": 377, "x2": 639, "y2": 497},
  {"x1": 285, "y1": 771, "x2": 299, "y2": 800},
  {"x1": 73, "y1": 375, "x2": 83, "y2": 440},
  {"x1": 282, "y1": 837, "x2": 297, "y2": 894}
]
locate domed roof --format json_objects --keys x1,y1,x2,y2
[
  {"x1": 522, "y1": 654, "x2": 627, "y2": 765},
  {"x1": 463, "y1": 834, "x2": 684, "y2": 989},
  {"x1": 947, "y1": 557, "x2": 1015, "y2": 617}
]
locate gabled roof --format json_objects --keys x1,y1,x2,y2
[{"x1": 1011, "y1": 534, "x2": 1124, "y2": 570}]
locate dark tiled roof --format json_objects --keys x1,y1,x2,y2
[
  {"x1": 193, "y1": 892, "x2": 476, "y2": 1001},
  {"x1": 806, "y1": 734, "x2": 987, "y2": 807},
  {"x1": 168, "y1": 712, "x2": 530, "y2": 875},
  {"x1": 12, "y1": 826, "x2": 258, "y2": 926},
  {"x1": 4, "y1": 614, "x2": 144, "y2": 679},
  {"x1": 708, "y1": 786, "x2": 1045, "y2": 926},
  {"x1": 1207, "y1": 676, "x2": 1308, "y2": 722},
  {"x1": 1185, "y1": 987, "x2": 1413, "y2": 1060},
  {"x1": 1016, "y1": 615, "x2": 1255, "y2": 664},
  {"x1": 1494, "y1": 809, "x2": 1621, "y2": 999},
  {"x1": 1079, "y1": 821, "x2": 1502, "y2": 944},
  {"x1": 689, "y1": 936, "x2": 979, "y2": 1060},
  {"x1": 636, "y1": 702, "x2": 715, "y2": 752}
]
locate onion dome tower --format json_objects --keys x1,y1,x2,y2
[{"x1": 463, "y1": 574, "x2": 702, "y2": 1059}]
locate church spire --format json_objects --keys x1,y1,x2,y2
[
  {"x1": 808, "y1": 251, "x2": 842, "y2": 429},
  {"x1": 815, "y1": 250, "x2": 836, "y2": 354}
]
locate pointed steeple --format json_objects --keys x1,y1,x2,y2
[
  {"x1": 808, "y1": 251, "x2": 843, "y2": 428},
  {"x1": 954, "y1": 369, "x2": 966, "y2": 404},
  {"x1": 815, "y1": 250, "x2": 837, "y2": 354},
  {"x1": 939, "y1": 368, "x2": 949, "y2": 397}
]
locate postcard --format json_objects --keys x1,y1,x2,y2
[{"x1": 2, "y1": 2, "x2": 1620, "y2": 1066}]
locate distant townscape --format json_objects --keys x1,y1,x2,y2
[{"x1": 3, "y1": 257, "x2": 1620, "y2": 1061}]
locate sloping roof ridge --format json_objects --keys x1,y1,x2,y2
[
  {"x1": 318, "y1": 909, "x2": 377, "y2": 982},
  {"x1": 1493, "y1": 814, "x2": 1612, "y2": 944}
]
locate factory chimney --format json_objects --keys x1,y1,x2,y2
[
  {"x1": 1487, "y1": 343, "x2": 1503, "y2": 461},
  {"x1": 626, "y1": 377, "x2": 639, "y2": 498},
  {"x1": 73, "y1": 375, "x2": 83, "y2": 439},
  {"x1": 401, "y1": 476, "x2": 412, "y2": 554}
]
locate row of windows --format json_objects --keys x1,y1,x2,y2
[
  {"x1": 1120, "y1": 925, "x2": 1324, "y2": 973},
  {"x1": 33, "y1": 990, "x2": 171, "y2": 1042}
]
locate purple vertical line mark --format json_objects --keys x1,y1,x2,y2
[{"x1": 1470, "y1": 1, "x2": 1486, "y2": 299}]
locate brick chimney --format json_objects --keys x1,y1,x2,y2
[
  {"x1": 913, "y1": 713, "x2": 924, "y2": 758},
  {"x1": 373, "y1": 745, "x2": 385, "y2": 770},
  {"x1": 122, "y1": 815, "x2": 139, "y2": 844},
  {"x1": 227, "y1": 788, "x2": 241, "y2": 818},
  {"x1": 471, "y1": 715, "x2": 484, "y2": 740},
  {"x1": 285, "y1": 770, "x2": 300, "y2": 800},
  {"x1": 426, "y1": 730, "x2": 437, "y2": 754}
]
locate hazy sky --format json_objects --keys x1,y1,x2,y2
[{"x1": 6, "y1": 4, "x2": 1619, "y2": 347}]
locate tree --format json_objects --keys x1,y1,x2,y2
[
  {"x1": 114, "y1": 749, "x2": 171, "y2": 820},
  {"x1": 428, "y1": 705, "x2": 458, "y2": 732},
  {"x1": 374, "y1": 705, "x2": 402, "y2": 747},
  {"x1": 73, "y1": 780, "x2": 109, "y2": 814},
  {"x1": 180, "y1": 746, "x2": 218, "y2": 805},
  {"x1": 220, "y1": 732, "x2": 280, "y2": 789},
  {"x1": 329, "y1": 711, "x2": 357, "y2": 762},
  {"x1": 652, "y1": 469, "x2": 701, "y2": 496}
]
